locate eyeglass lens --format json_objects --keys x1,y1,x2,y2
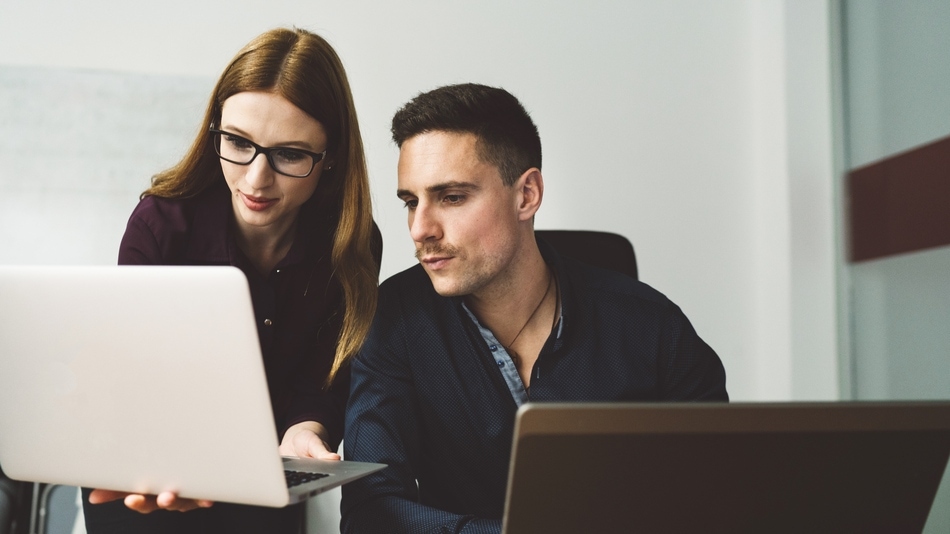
[{"x1": 215, "y1": 132, "x2": 315, "y2": 177}]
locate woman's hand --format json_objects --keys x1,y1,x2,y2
[
  {"x1": 87, "y1": 421, "x2": 336, "y2": 513},
  {"x1": 279, "y1": 421, "x2": 340, "y2": 460},
  {"x1": 87, "y1": 489, "x2": 213, "y2": 513}
]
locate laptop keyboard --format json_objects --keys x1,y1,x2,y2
[{"x1": 285, "y1": 469, "x2": 330, "y2": 488}]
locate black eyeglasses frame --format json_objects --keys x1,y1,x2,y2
[{"x1": 210, "y1": 128, "x2": 327, "y2": 178}]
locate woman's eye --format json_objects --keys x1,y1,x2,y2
[
  {"x1": 225, "y1": 135, "x2": 253, "y2": 151},
  {"x1": 402, "y1": 199, "x2": 418, "y2": 209},
  {"x1": 274, "y1": 149, "x2": 307, "y2": 163}
]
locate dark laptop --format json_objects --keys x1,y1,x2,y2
[{"x1": 502, "y1": 402, "x2": 950, "y2": 533}]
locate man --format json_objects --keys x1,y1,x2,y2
[{"x1": 342, "y1": 83, "x2": 727, "y2": 533}]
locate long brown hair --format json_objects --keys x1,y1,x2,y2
[{"x1": 147, "y1": 28, "x2": 377, "y2": 385}]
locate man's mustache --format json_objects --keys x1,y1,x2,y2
[{"x1": 415, "y1": 244, "x2": 461, "y2": 260}]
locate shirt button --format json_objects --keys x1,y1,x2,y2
[
  {"x1": 489, "y1": 344, "x2": 498, "y2": 352},
  {"x1": 497, "y1": 360, "x2": 505, "y2": 367},
  {"x1": 263, "y1": 319, "x2": 273, "y2": 326}
]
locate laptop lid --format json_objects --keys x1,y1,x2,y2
[
  {"x1": 0, "y1": 265, "x2": 383, "y2": 507},
  {"x1": 502, "y1": 402, "x2": 950, "y2": 534}
]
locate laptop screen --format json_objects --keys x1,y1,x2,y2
[{"x1": 503, "y1": 402, "x2": 950, "y2": 533}]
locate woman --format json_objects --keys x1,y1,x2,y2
[{"x1": 81, "y1": 27, "x2": 380, "y2": 534}]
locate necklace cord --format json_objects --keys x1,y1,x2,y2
[{"x1": 504, "y1": 269, "x2": 554, "y2": 357}]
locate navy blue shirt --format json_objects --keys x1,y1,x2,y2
[
  {"x1": 342, "y1": 239, "x2": 728, "y2": 533},
  {"x1": 118, "y1": 180, "x2": 380, "y2": 447}
]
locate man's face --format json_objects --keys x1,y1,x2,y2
[{"x1": 397, "y1": 131, "x2": 522, "y2": 297}]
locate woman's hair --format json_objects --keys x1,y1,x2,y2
[{"x1": 146, "y1": 28, "x2": 377, "y2": 386}]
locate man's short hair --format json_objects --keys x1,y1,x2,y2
[{"x1": 391, "y1": 83, "x2": 542, "y2": 186}]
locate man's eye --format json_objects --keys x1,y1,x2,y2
[
  {"x1": 443, "y1": 195, "x2": 465, "y2": 204},
  {"x1": 402, "y1": 199, "x2": 418, "y2": 209}
]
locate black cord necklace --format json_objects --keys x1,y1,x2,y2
[{"x1": 504, "y1": 270, "x2": 555, "y2": 362}]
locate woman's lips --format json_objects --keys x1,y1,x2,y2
[{"x1": 241, "y1": 192, "x2": 276, "y2": 211}]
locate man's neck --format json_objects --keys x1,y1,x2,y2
[
  {"x1": 464, "y1": 235, "x2": 551, "y2": 344},
  {"x1": 465, "y1": 234, "x2": 556, "y2": 388}
]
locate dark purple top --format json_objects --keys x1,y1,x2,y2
[{"x1": 118, "y1": 180, "x2": 380, "y2": 448}]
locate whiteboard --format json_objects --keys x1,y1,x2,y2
[{"x1": 0, "y1": 66, "x2": 213, "y2": 265}]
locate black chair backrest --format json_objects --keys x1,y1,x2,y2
[{"x1": 535, "y1": 230, "x2": 637, "y2": 280}]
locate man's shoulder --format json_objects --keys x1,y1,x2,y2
[
  {"x1": 365, "y1": 265, "x2": 462, "y2": 350},
  {"x1": 560, "y1": 256, "x2": 673, "y2": 312},
  {"x1": 377, "y1": 264, "x2": 443, "y2": 311},
  {"x1": 380, "y1": 263, "x2": 431, "y2": 292}
]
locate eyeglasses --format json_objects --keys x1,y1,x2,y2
[{"x1": 210, "y1": 129, "x2": 327, "y2": 178}]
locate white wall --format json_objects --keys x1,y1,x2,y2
[
  {"x1": 0, "y1": 0, "x2": 837, "y2": 400},
  {"x1": 1, "y1": 0, "x2": 841, "y2": 531}
]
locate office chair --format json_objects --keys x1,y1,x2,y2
[
  {"x1": 0, "y1": 467, "x2": 15, "y2": 534},
  {"x1": 535, "y1": 230, "x2": 637, "y2": 280},
  {"x1": 0, "y1": 466, "x2": 79, "y2": 534},
  {"x1": 30, "y1": 484, "x2": 79, "y2": 534}
]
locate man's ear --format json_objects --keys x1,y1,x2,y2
[{"x1": 516, "y1": 168, "x2": 544, "y2": 222}]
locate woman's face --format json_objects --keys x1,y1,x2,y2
[{"x1": 218, "y1": 91, "x2": 328, "y2": 239}]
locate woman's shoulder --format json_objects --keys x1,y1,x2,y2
[
  {"x1": 127, "y1": 194, "x2": 191, "y2": 227},
  {"x1": 127, "y1": 183, "x2": 228, "y2": 232},
  {"x1": 119, "y1": 185, "x2": 230, "y2": 265},
  {"x1": 119, "y1": 195, "x2": 195, "y2": 265}
]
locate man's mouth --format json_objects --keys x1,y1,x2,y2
[{"x1": 421, "y1": 256, "x2": 452, "y2": 270}]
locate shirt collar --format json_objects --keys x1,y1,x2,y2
[
  {"x1": 451, "y1": 234, "x2": 572, "y2": 351},
  {"x1": 536, "y1": 234, "x2": 570, "y2": 351}
]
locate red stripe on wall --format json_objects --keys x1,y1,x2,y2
[{"x1": 848, "y1": 134, "x2": 950, "y2": 262}]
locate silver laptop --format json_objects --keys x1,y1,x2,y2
[
  {"x1": 502, "y1": 402, "x2": 950, "y2": 533},
  {"x1": 0, "y1": 265, "x2": 384, "y2": 507}
]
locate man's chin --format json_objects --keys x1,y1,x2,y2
[
  {"x1": 425, "y1": 272, "x2": 467, "y2": 298},
  {"x1": 432, "y1": 282, "x2": 466, "y2": 298}
]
